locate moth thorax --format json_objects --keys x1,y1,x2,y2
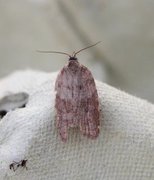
[{"x1": 68, "y1": 60, "x2": 79, "y2": 73}]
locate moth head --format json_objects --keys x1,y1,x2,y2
[
  {"x1": 37, "y1": 41, "x2": 101, "y2": 61},
  {"x1": 69, "y1": 52, "x2": 78, "y2": 61}
]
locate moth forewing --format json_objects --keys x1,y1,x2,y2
[{"x1": 55, "y1": 60, "x2": 100, "y2": 142}]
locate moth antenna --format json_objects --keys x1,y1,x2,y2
[
  {"x1": 74, "y1": 41, "x2": 101, "y2": 57},
  {"x1": 37, "y1": 50, "x2": 71, "y2": 58},
  {"x1": 72, "y1": 51, "x2": 76, "y2": 57}
]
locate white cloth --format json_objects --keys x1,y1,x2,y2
[{"x1": 0, "y1": 70, "x2": 154, "y2": 180}]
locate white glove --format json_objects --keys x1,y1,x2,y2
[{"x1": 0, "y1": 70, "x2": 153, "y2": 180}]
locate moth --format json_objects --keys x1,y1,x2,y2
[
  {"x1": 9, "y1": 159, "x2": 28, "y2": 172},
  {"x1": 38, "y1": 42, "x2": 100, "y2": 142}
]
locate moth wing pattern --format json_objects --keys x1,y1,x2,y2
[
  {"x1": 79, "y1": 65, "x2": 100, "y2": 137},
  {"x1": 55, "y1": 61, "x2": 100, "y2": 142}
]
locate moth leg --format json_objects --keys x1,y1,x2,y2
[
  {"x1": 80, "y1": 116, "x2": 88, "y2": 136},
  {"x1": 59, "y1": 124, "x2": 68, "y2": 142},
  {"x1": 88, "y1": 117, "x2": 99, "y2": 138}
]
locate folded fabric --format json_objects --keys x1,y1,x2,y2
[{"x1": 0, "y1": 70, "x2": 153, "y2": 180}]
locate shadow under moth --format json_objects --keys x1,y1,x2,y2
[{"x1": 38, "y1": 42, "x2": 100, "y2": 142}]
